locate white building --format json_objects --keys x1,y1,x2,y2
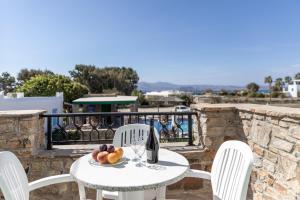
[
  {"x1": 283, "y1": 79, "x2": 300, "y2": 98},
  {"x1": 0, "y1": 92, "x2": 64, "y2": 129},
  {"x1": 145, "y1": 90, "x2": 185, "y2": 97},
  {"x1": 0, "y1": 92, "x2": 64, "y2": 113}
]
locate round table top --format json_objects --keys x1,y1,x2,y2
[{"x1": 70, "y1": 147, "x2": 189, "y2": 192}]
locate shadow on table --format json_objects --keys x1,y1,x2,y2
[
  {"x1": 158, "y1": 160, "x2": 189, "y2": 167},
  {"x1": 111, "y1": 158, "x2": 130, "y2": 168}
]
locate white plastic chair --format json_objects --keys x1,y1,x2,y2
[
  {"x1": 186, "y1": 140, "x2": 253, "y2": 200},
  {"x1": 112, "y1": 123, "x2": 160, "y2": 147},
  {"x1": 99, "y1": 123, "x2": 164, "y2": 200},
  {"x1": 0, "y1": 151, "x2": 75, "y2": 200}
]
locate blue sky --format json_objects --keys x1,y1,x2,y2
[{"x1": 1, "y1": 0, "x2": 300, "y2": 86}]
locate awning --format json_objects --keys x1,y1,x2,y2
[{"x1": 72, "y1": 96, "x2": 137, "y2": 105}]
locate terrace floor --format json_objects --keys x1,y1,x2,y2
[{"x1": 166, "y1": 188, "x2": 213, "y2": 200}]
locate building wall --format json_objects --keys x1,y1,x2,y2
[
  {"x1": 287, "y1": 84, "x2": 298, "y2": 97},
  {"x1": 0, "y1": 95, "x2": 63, "y2": 114}
]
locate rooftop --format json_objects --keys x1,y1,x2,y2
[{"x1": 72, "y1": 95, "x2": 138, "y2": 105}]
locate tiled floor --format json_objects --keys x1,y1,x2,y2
[
  {"x1": 166, "y1": 186, "x2": 253, "y2": 200},
  {"x1": 166, "y1": 189, "x2": 213, "y2": 200}
]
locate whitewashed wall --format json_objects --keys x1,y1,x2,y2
[
  {"x1": 0, "y1": 94, "x2": 64, "y2": 131},
  {"x1": 0, "y1": 96, "x2": 63, "y2": 114}
]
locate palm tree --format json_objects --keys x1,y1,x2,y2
[
  {"x1": 274, "y1": 78, "x2": 283, "y2": 91},
  {"x1": 295, "y1": 73, "x2": 300, "y2": 80},
  {"x1": 264, "y1": 76, "x2": 273, "y2": 103},
  {"x1": 284, "y1": 76, "x2": 292, "y2": 85}
]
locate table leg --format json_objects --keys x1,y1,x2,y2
[
  {"x1": 156, "y1": 186, "x2": 166, "y2": 200},
  {"x1": 119, "y1": 191, "x2": 144, "y2": 200},
  {"x1": 78, "y1": 182, "x2": 87, "y2": 200},
  {"x1": 96, "y1": 190, "x2": 103, "y2": 200}
]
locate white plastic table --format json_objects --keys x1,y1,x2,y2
[{"x1": 70, "y1": 147, "x2": 189, "y2": 200}]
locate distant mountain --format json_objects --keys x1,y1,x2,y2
[{"x1": 138, "y1": 82, "x2": 259, "y2": 92}]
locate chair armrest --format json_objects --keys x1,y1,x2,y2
[
  {"x1": 186, "y1": 169, "x2": 211, "y2": 180},
  {"x1": 28, "y1": 174, "x2": 74, "y2": 192}
]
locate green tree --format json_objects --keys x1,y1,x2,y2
[
  {"x1": 69, "y1": 65, "x2": 139, "y2": 95},
  {"x1": 246, "y1": 82, "x2": 260, "y2": 94},
  {"x1": 264, "y1": 76, "x2": 273, "y2": 103},
  {"x1": 273, "y1": 78, "x2": 283, "y2": 91},
  {"x1": 131, "y1": 89, "x2": 148, "y2": 105},
  {"x1": 0, "y1": 72, "x2": 16, "y2": 94},
  {"x1": 69, "y1": 65, "x2": 103, "y2": 93},
  {"x1": 295, "y1": 73, "x2": 300, "y2": 79},
  {"x1": 284, "y1": 76, "x2": 292, "y2": 85},
  {"x1": 17, "y1": 68, "x2": 54, "y2": 84},
  {"x1": 178, "y1": 94, "x2": 194, "y2": 106},
  {"x1": 219, "y1": 89, "x2": 228, "y2": 96},
  {"x1": 17, "y1": 74, "x2": 88, "y2": 102}
]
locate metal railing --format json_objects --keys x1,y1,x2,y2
[{"x1": 41, "y1": 111, "x2": 198, "y2": 150}]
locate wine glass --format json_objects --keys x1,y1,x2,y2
[
  {"x1": 135, "y1": 142, "x2": 146, "y2": 167},
  {"x1": 124, "y1": 136, "x2": 140, "y2": 161},
  {"x1": 127, "y1": 137, "x2": 139, "y2": 161}
]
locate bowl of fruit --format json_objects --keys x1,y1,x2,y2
[{"x1": 90, "y1": 144, "x2": 124, "y2": 166}]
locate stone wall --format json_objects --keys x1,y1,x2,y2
[
  {"x1": 1, "y1": 106, "x2": 300, "y2": 200},
  {"x1": 0, "y1": 110, "x2": 212, "y2": 200},
  {"x1": 0, "y1": 110, "x2": 46, "y2": 156},
  {"x1": 192, "y1": 103, "x2": 300, "y2": 200}
]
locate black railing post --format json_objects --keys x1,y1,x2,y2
[
  {"x1": 47, "y1": 117, "x2": 52, "y2": 150},
  {"x1": 188, "y1": 114, "x2": 193, "y2": 146}
]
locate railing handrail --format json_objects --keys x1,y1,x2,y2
[
  {"x1": 41, "y1": 111, "x2": 198, "y2": 117},
  {"x1": 42, "y1": 111, "x2": 198, "y2": 149}
]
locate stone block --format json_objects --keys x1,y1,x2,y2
[
  {"x1": 271, "y1": 126, "x2": 288, "y2": 139},
  {"x1": 273, "y1": 182, "x2": 288, "y2": 195},
  {"x1": 281, "y1": 117, "x2": 300, "y2": 124},
  {"x1": 265, "y1": 150, "x2": 278, "y2": 163},
  {"x1": 206, "y1": 117, "x2": 228, "y2": 127},
  {"x1": 0, "y1": 140, "x2": 6, "y2": 148},
  {"x1": 250, "y1": 120, "x2": 272, "y2": 148},
  {"x1": 253, "y1": 154, "x2": 263, "y2": 168},
  {"x1": 279, "y1": 120, "x2": 290, "y2": 128},
  {"x1": 19, "y1": 119, "x2": 38, "y2": 135},
  {"x1": 289, "y1": 126, "x2": 300, "y2": 140},
  {"x1": 270, "y1": 137, "x2": 294, "y2": 153},
  {"x1": 278, "y1": 156, "x2": 298, "y2": 181},
  {"x1": 253, "y1": 144, "x2": 264, "y2": 156},
  {"x1": 7, "y1": 138, "x2": 22, "y2": 149},
  {"x1": 266, "y1": 174, "x2": 275, "y2": 186},
  {"x1": 50, "y1": 160, "x2": 64, "y2": 171},
  {"x1": 238, "y1": 111, "x2": 253, "y2": 120},
  {"x1": 206, "y1": 127, "x2": 226, "y2": 137},
  {"x1": 266, "y1": 116, "x2": 279, "y2": 125},
  {"x1": 253, "y1": 181, "x2": 264, "y2": 193},
  {"x1": 253, "y1": 114, "x2": 265, "y2": 120},
  {"x1": 0, "y1": 119, "x2": 18, "y2": 134},
  {"x1": 263, "y1": 159, "x2": 275, "y2": 173}
]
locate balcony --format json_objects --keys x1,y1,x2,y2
[{"x1": 0, "y1": 103, "x2": 299, "y2": 200}]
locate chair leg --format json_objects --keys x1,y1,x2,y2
[
  {"x1": 78, "y1": 182, "x2": 87, "y2": 200},
  {"x1": 156, "y1": 186, "x2": 166, "y2": 200},
  {"x1": 96, "y1": 190, "x2": 103, "y2": 200}
]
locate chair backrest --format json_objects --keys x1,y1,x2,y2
[
  {"x1": 0, "y1": 151, "x2": 29, "y2": 200},
  {"x1": 113, "y1": 124, "x2": 159, "y2": 147},
  {"x1": 211, "y1": 141, "x2": 253, "y2": 200}
]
